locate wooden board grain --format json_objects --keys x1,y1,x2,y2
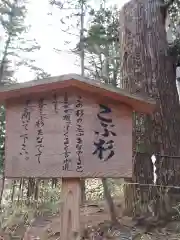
[
  {"x1": 60, "y1": 178, "x2": 81, "y2": 240},
  {"x1": 5, "y1": 90, "x2": 132, "y2": 178}
]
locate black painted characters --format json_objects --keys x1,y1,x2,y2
[
  {"x1": 20, "y1": 99, "x2": 31, "y2": 161},
  {"x1": 75, "y1": 96, "x2": 84, "y2": 172},
  {"x1": 19, "y1": 94, "x2": 116, "y2": 171},
  {"x1": 62, "y1": 92, "x2": 72, "y2": 171},
  {"x1": 93, "y1": 104, "x2": 116, "y2": 161},
  {"x1": 35, "y1": 98, "x2": 46, "y2": 163}
]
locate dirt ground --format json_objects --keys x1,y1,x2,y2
[{"x1": 1, "y1": 197, "x2": 180, "y2": 240}]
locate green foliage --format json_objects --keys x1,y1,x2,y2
[
  {"x1": 75, "y1": 4, "x2": 120, "y2": 86},
  {"x1": 0, "y1": 0, "x2": 27, "y2": 83},
  {"x1": 88, "y1": 6, "x2": 119, "y2": 43},
  {"x1": 167, "y1": 1, "x2": 180, "y2": 66},
  {"x1": 51, "y1": 0, "x2": 120, "y2": 85},
  {"x1": 0, "y1": 0, "x2": 50, "y2": 84},
  {"x1": 168, "y1": 0, "x2": 180, "y2": 27}
]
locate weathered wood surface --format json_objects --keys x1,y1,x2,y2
[
  {"x1": 60, "y1": 178, "x2": 81, "y2": 240},
  {"x1": 5, "y1": 90, "x2": 132, "y2": 178},
  {"x1": 0, "y1": 74, "x2": 155, "y2": 114}
]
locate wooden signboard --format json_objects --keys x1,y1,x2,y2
[
  {"x1": 5, "y1": 91, "x2": 132, "y2": 178},
  {"x1": 0, "y1": 74, "x2": 155, "y2": 239},
  {"x1": 0, "y1": 74, "x2": 155, "y2": 179}
]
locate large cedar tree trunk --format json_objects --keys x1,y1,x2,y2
[{"x1": 119, "y1": 0, "x2": 180, "y2": 218}]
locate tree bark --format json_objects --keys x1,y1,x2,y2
[{"x1": 119, "y1": 0, "x2": 180, "y2": 218}]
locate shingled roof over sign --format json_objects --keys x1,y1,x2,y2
[{"x1": 0, "y1": 74, "x2": 155, "y2": 113}]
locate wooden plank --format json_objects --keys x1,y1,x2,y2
[
  {"x1": 0, "y1": 74, "x2": 155, "y2": 113},
  {"x1": 60, "y1": 178, "x2": 81, "y2": 240},
  {"x1": 5, "y1": 91, "x2": 132, "y2": 178}
]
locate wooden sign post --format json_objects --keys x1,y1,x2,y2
[{"x1": 0, "y1": 74, "x2": 155, "y2": 239}]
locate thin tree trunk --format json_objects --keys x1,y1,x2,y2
[
  {"x1": 79, "y1": 0, "x2": 86, "y2": 205},
  {"x1": 0, "y1": 175, "x2": 5, "y2": 209},
  {"x1": 11, "y1": 180, "x2": 16, "y2": 202},
  {"x1": 34, "y1": 179, "x2": 40, "y2": 201},
  {"x1": 80, "y1": 179, "x2": 86, "y2": 204},
  {"x1": 18, "y1": 178, "x2": 23, "y2": 203},
  {"x1": 102, "y1": 178, "x2": 119, "y2": 225},
  {"x1": 27, "y1": 178, "x2": 35, "y2": 204},
  {"x1": 20, "y1": 178, "x2": 25, "y2": 203},
  {"x1": 120, "y1": 0, "x2": 180, "y2": 218}
]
